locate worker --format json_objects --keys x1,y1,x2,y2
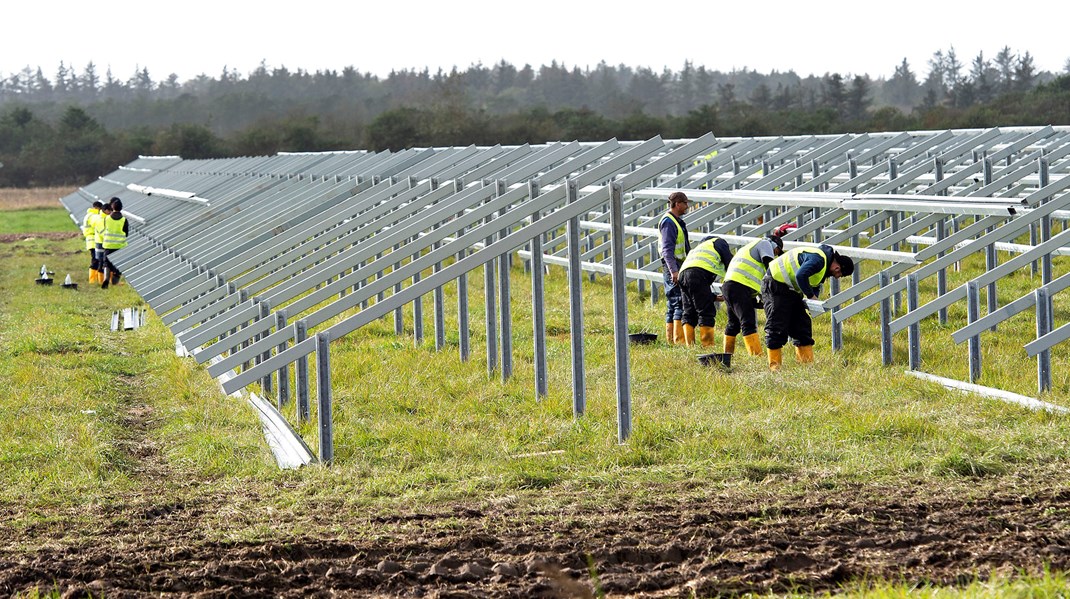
[
  {"x1": 762, "y1": 244, "x2": 854, "y2": 371},
  {"x1": 82, "y1": 201, "x2": 104, "y2": 283},
  {"x1": 659, "y1": 191, "x2": 691, "y2": 344},
  {"x1": 721, "y1": 223, "x2": 796, "y2": 357},
  {"x1": 678, "y1": 234, "x2": 733, "y2": 347},
  {"x1": 93, "y1": 201, "x2": 113, "y2": 282},
  {"x1": 97, "y1": 197, "x2": 128, "y2": 288}
]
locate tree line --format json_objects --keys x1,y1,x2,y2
[{"x1": 1, "y1": 48, "x2": 1068, "y2": 187}]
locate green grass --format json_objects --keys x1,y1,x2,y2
[
  {"x1": 0, "y1": 207, "x2": 79, "y2": 234},
  {"x1": 3, "y1": 210, "x2": 1070, "y2": 595}
]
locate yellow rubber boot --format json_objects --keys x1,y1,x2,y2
[
  {"x1": 673, "y1": 320, "x2": 685, "y2": 345},
  {"x1": 795, "y1": 345, "x2": 814, "y2": 364},
  {"x1": 767, "y1": 347, "x2": 782, "y2": 372},
  {"x1": 682, "y1": 324, "x2": 696, "y2": 346},
  {"x1": 723, "y1": 334, "x2": 736, "y2": 355},
  {"x1": 698, "y1": 325, "x2": 716, "y2": 348},
  {"x1": 665, "y1": 322, "x2": 674, "y2": 345},
  {"x1": 88, "y1": 269, "x2": 96, "y2": 284},
  {"x1": 743, "y1": 333, "x2": 762, "y2": 356}
]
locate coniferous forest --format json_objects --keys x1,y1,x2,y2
[{"x1": 1, "y1": 47, "x2": 1068, "y2": 187}]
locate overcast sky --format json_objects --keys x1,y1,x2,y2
[{"x1": 3, "y1": 0, "x2": 1067, "y2": 83}]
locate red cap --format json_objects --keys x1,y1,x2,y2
[{"x1": 773, "y1": 223, "x2": 798, "y2": 237}]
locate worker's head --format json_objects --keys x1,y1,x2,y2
[
  {"x1": 766, "y1": 234, "x2": 784, "y2": 255},
  {"x1": 667, "y1": 191, "x2": 690, "y2": 216},
  {"x1": 829, "y1": 252, "x2": 854, "y2": 278},
  {"x1": 101, "y1": 203, "x2": 113, "y2": 214},
  {"x1": 92, "y1": 201, "x2": 104, "y2": 209},
  {"x1": 110, "y1": 198, "x2": 123, "y2": 212}
]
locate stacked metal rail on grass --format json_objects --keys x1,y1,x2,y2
[{"x1": 59, "y1": 127, "x2": 1070, "y2": 464}]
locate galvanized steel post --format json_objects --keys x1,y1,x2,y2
[
  {"x1": 483, "y1": 181, "x2": 498, "y2": 376},
  {"x1": 412, "y1": 264, "x2": 424, "y2": 345},
  {"x1": 830, "y1": 276, "x2": 842, "y2": 352},
  {"x1": 316, "y1": 331, "x2": 333, "y2": 464},
  {"x1": 566, "y1": 179, "x2": 587, "y2": 417},
  {"x1": 1039, "y1": 157, "x2": 1052, "y2": 284},
  {"x1": 497, "y1": 180, "x2": 513, "y2": 381},
  {"x1": 294, "y1": 320, "x2": 310, "y2": 422},
  {"x1": 879, "y1": 271, "x2": 893, "y2": 366},
  {"x1": 258, "y1": 301, "x2": 272, "y2": 395},
  {"x1": 1036, "y1": 287, "x2": 1052, "y2": 393},
  {"x1": 529, "y1": 181, "x2": 548, "y2": 399},
  {"x1": 393, "y1": 242, "x2": 403, "y2": 336},
  {"x1": 275, "y1": 310, "x2": 290, "y2": 409},
  {"x1": 967, "y1": 281, "x2": 982, "y2": 383},
  {"x1": 907, "y1": 273, "x2": 920, "y2": 371},
  {"x1": 848, "y1": 157, "x2": 861, "y2": 285},
  {"x1": 456, "y1": 180, "x2": 470, "y2": 362},
  {"x1": 610, "y1": 181, "x2": 632, "y2": 442}
]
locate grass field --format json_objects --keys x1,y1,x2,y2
[{"x1": 2, "y1": 188, "x2": 1070, "y2": 597}]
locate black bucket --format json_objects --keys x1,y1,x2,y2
[
  {"x1": 697, "y1": 352, "x2": 732, "y2": 368},
  {"x1": 628, "y1": 333, "x2": 658, "y2": 345}
]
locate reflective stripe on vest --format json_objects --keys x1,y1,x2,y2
[
  {"x1": 769, "y1": 247, "x2": 826, "y2": 295},
  {"x1": 101, "y1": 216, "x2": 127, "y2": 249},
  {"x1": 659, "y1": 212, "x2": 688, "y2": 261},
  {"x1": 724, "y1": 238, "x2": 766, "y2": 292},
  {"x1": 680, "y1": 237, "x2": 727, "y2": 279}
]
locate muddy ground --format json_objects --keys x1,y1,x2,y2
[{"x1": 2, "y1": 467, "x2": 1069, "y2": 598}]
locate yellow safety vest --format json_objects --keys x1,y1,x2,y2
[
  {"x1": 101, "y1": 216, "x2": 127, "y2": 250},
  {"x1": 724, "y1": 238, "x2": 768, "y2": 292},
  {"x1": 83, "y1": 208, "x2": 101, "y2": 250},
  {"x1": 769, "y1": 247, "x2": 827, "y2": 296},
  {"x1": 659, "y1": 212, "x2": 689, "y2": 261},
  {"x1": 680, "y1": 237, "x2": 727, "y2": 279}
]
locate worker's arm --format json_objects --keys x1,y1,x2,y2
[
  {"x1": 755, "y1": 238, "x2": 776, "y2": 267},
  {"x1": 793, "y1": 253, "x2": 825, "y2": 299},
  {"x1": 712, "y1": 238, "x2": 733, "y2": 275}
]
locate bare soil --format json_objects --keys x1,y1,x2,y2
[
  {"x1": 0, "y1": 231, "x2": 80, "y2": 243},
  {"x1": 2, "y1": 461, "x2": 1069, "y2": 597}
]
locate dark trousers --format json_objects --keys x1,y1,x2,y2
[
  {"x1": 679, "y1": 268, "x2": 717, "y2": 327},
  {"x1": 663, "y1": 269, "x2": 683, "y2": 323},
  {"x1": 102, "y1": 248, "x2": 122, "y2": 284},
  {"x1": 761, "y1": 277, "x2": 813, "y2": 350},
  {"x1": 723, "y1": 280, "x2": 760, "y2": 337},
  {"x1": 89, "y1": 249, "x2": 100, "y2": 270}
]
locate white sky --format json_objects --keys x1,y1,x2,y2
[{"x1": 3, "y1": 0, "x2": 1067, "y2": 83}]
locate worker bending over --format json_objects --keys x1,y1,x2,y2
[
  {"x1": 659, "y1": 192, "x2": 691, "y2": 344},
  {"x1": 721, "y1": 223, "x2": 794, "y2": 357},
  {"x1": 678, "y1": 234, "x2": 734, "y2": 347},
  {"x1": 762, "y1": 244, "x2": 854, "y2": 371}
]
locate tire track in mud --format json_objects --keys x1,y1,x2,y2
[{"x1": 2, "y1": 477, "x2": 1070, "y2": 597}]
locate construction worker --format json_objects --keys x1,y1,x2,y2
[
  {"x1": 721, "y1": 223, "x2": 795, "y2": 357},
  {"x1": 677, "y1": 235, "x2": 733, "y2": 347},
  {"x1": 97, "y1": 197, "x2": 128, "y2": 288},
  {"x1": 82, "y1": 201, "x2": 104, "y2": 283},
  {"x1": 93, "y1": 201, "x2": 113, "y2": 281},
  {"x1": 762, "y1": 244, "x2": 854, "y2": 371},
  {"x1": 659, "y1": 191, "x2": 691, "y2": 344}
]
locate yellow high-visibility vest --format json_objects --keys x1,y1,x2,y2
[
  {"x1": 101, "y1": 216, "x2": 127, "y2": 250},
  {"x1": 680, "y1": 237, "x2": 727, "y2": 279},
  {"x1": 724, "y1": 238, "x2": 768, "y2": 292},
  {"x1": 769, "y1": 247, "x2": 826, "y2": 295},
  {"x1": 83, "y1": 208, "x2": 101, "y2": 250},
  {"x1": 659, "y1": 212, "x2": 688, "y2": 261}
]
